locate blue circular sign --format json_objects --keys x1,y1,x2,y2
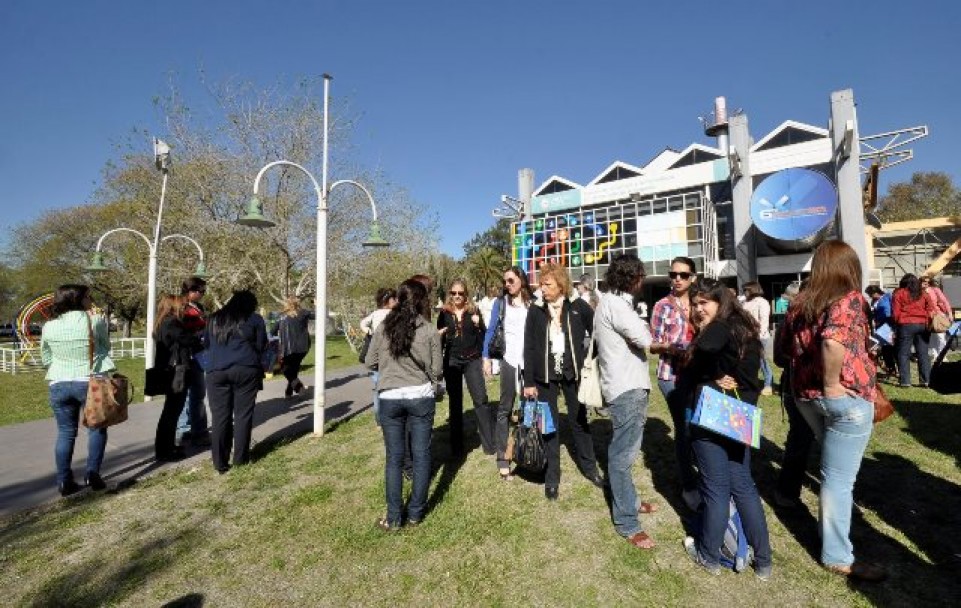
[{"x1": 751, "y1": 168, "x2": 838, "y2": 241}]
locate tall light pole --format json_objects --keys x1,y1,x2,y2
[{"x1": 238, "y1": 74, "x2": 388, "y2": 436}]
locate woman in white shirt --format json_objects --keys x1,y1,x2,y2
[
  {"x1": 362, "y1": 287, "x2": 397, "y2": 425},
  {"x1": 483, "y1": 266, "x2": 532, "y2": 480},
  {"x1": 741, "y1": 282, "x2": 773, "y2": 396}
]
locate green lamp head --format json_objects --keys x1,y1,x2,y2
[
  {"x1": 362, "y1": 221, "x2": 390, "y2": 248},
  {"x1": 86, "y1": 251, "x2": 108, "y2": 272},
  {"x1": 236, "y1": 197, "x2": 276, "y2": 228},
  {"x1": 194, "y1": 261, "x2": 209, "y2": 279}
]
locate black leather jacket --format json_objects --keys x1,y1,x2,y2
[{"x1": 523, "y1": 299, "x2": 589, "y2": 387}]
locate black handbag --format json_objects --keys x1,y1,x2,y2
[
  {"x1": 358, "y1": 333, "x2": 372, "y2": 364},
  {"x1": 930, "y1": 327, "x2": 961, "y2": 394},
  {"x1": 144, "y1": 366, "x2": 172, "y2": 396},
  {"x1": 488, "y1": 297, "x2": 507, "y2": 360},
  {"x1": 512, "y1": 422, "x2": 547, "y2": 472}
]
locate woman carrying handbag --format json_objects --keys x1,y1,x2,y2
[{"x1": 153, "y1": 294, "x2": 202, "y2": 462}]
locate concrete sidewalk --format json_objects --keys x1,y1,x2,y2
[{"x1": 0, "y1": 365, "x2": 374, "y2": 518}]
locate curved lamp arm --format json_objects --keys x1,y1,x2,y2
[
  {"x1": 253, "y1": 160, "x2": 324, "y2": 206},
  {"x1": 329, "y1": 179, "x2": 380, "y2": 221},
  {"x1": 94, "y1": 227, "x2": 153, "y2": 252},
  {"x1": 161, "y1": 233, "x2": 205, "y2": 262}
]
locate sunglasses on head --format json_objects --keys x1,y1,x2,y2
[
  {"x1": 668, "y1": 271, "x2": 692, "y2": 280},
  {"x1": 449, "y1": 290, "x2": 465, "y2": 296}
]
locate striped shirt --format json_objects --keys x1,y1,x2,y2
[
  {"x1": 650, "y1": 294, "x2": 693, "y2": 382},
  {"x1": 41, "y1": 311, "x2": 116, "y2": 382}
]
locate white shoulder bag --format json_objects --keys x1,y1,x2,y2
[{"x1": 577, "y1": 337, "x2": 603, "y2": 409}]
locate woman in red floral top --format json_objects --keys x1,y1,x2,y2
[{"x1": 775, "y1": 240, "x2": 885, "y2": 582}]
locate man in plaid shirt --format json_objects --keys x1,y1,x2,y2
[{"x1": 649, "y1": 257, "x2": 698, "y2": 510}]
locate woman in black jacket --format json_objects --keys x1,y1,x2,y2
[
  {"x1": 437, "y1": 279, "x2": 491, "y2": 457},
  {"x1": 522, "y1": 262, "x2": 601, "y2": 501},
  {"x1": 204, "y1": 290, "x2": 268, "y2": 473},
  {"x1": 276, "y1": 296, "x2": 314, "y2": 398},
  {"x1": 677, "y1": 279, "x2": 772, "y2": 579},
  {"x1": 154, "y1": 294, "x2": 202, "y2": 462}
]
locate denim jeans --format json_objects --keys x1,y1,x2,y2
[
  {"x1": 176, "y1": 358, "x2": 209, "y2": 441},
  {"x1": 897, "y1": 323, "x2": 931, "y2": 386},
  {"x1": 380, "y1": 396, "x2": 436, "y2": 526},
  {"x1": 759, "y1": 338, "x2": 773, "y2": 389},
  {"x1": 495, "y1": 361, "x2": 521, "y2": 469},
  {"x1": 49, "y1": 380, "x2": 107, "y2": 485},
  {"x1": 691, "y1": 427, "x2": 772, "y2": 569},
  {"x1": 657, "y1": 378, "x2": 697, "y2": 492},
  {"x1": 371, "y1": 370, "x2": 381, "y2": 426},
  {"x1": 607, "y1": 388, "x2": 649, "y2": 537},
  {"x1": 798, "y1": 394, "x2": 874, "y2": 568}
]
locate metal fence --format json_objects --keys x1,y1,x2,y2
[{"x1": 0, "y1": 338, "x2": 147, "y2": 374}]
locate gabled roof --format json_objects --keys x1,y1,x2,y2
[
  {"x1": 751, "y1": 120, "x2": 829, "y2": 152},
  {"x1": 641, "y1": 147, "x2": 681, "y2": 173},
  {"x1": 532, "y1": 175, "x2": 582, "y2": 196},
  {"x1": 587, "y1": 160, "x2": 646, "y2": 186},
  {"x1": 666, "y1": 143, "x2": 724, "y2": 170}
]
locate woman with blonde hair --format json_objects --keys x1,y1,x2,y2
[
  {"x1": 276, "y1": 295, "x2": 314, "y2": 398},
  {"x1": 776, "y1": 240, "x2": 885, "y2": 581},
  {"x1": 153, "y1": 294, "x2": 202, "y2": 461},
  {"x1": 437, "y1": 279, "x2": 491, "y2": 457},
  {"x1": 523, "y1": 263, "x2": 601, "y2": 500}
]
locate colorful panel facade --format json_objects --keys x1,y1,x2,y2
[{"x1": 513, "y1": 191, "x2": 707, "y2": 283}]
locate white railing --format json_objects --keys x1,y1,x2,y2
[{"x1": 0, "y1": 337, "x2": 147, "y2": 374}]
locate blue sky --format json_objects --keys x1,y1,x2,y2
[{"x1": 1, "y1": 1, "x2": 958, "y2": 257}]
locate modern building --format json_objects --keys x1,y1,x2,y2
[{"x1": 509, "y1": 89, "x2": 919, "y2": 302}]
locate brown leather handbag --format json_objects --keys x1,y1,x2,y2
[
  {"x1": 83, "y1": 315, "x2": 131, "y2": 429},
  {"x1": 873, "y1": 385, "x2": 894, "y2": 423}
]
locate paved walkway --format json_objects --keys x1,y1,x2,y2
[{"x1": 0, "y1": 365, "x2": 374, "y2": 518}]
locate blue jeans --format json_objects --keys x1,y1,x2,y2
[
  {"x1": 371, "y1": 371, "x2": 381, "y2": 426},
  {"x1": 897, "y1": 323, "x2": 931, "y2": 386},
  {"x1": 760, "y1": 338, "x2": 773, "y2": 389},
  {"x1": 691, "y1": 427, "x2": 772, "y2": 569},
  {"x1": 657, "y1": 378, "x2": 697, "y2": 492},
  {"x1": 176, "y1": 359, "x2": 208, "y2": 440},
  {"x1": 798, "y1": 394, "x2": 874, "y2": 567},
  {"x1": 380, "y1": 396, "x2": 436, "y2": 525},
  {"x1": 49, "y1": 381, "x2": 107, "y2": 485},
  {"x1": 607, "y1": 388, "x2": 649, "y2": 537}
]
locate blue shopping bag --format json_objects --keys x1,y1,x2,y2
[
  {"x1": 522, "y1": 399, "x2": 555, "y2": 434},
  {"x1": 691, "y1": 386, "x2": 762, "y2": 448}
]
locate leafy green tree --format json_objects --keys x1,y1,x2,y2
[
  {"x1": 463, "y1": 218, "x2": 512, "y2": 261},
  {"x1": 465, "y1": 247, "x2": 504, "y2": 295},
  {"x1": 877, "y1": 172, "x2": 961, "y2": 222}
]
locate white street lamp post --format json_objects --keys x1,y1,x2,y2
[{"x1": 239, "y1": 74, "x2": 388, "y2": 437}]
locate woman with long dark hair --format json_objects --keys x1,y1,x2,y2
[
  {"x1": 892, "y1": 273, "x2": 935, "y2": 387},
  {"x1": 678, "y1": 278, "x2": 772, "y2": 579},
  {"x1": 776, "y1": 240, "x2": 885, "y2": 581},
  {"x1": 153, "y1": 294, "x2": 202, "y2": 462},
  {"x1": 204, "y1": 290, "x2": 267, "y2": 473},
  {"x1": 483, "y1": 266, "x2": 533, "y2": 480},
  {"x1": 40, "y1": 284, "x2": 116, "y2": 496},
  {"x1": 650, "y1": 256, "x2": 700, "y2": 510},
  {"x1": 522, "y1": 262, "x2": 601, "y2": 501},
  {"x1": 366, "y1": 279, "x2": 442, "y2": 531},
  {"x1": 437, "y1": 279, "x2": 491, "y2": 457}
]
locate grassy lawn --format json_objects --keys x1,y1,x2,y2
[
  {"x1": 0, "y1": 337, "x2": 357, "y2": 427},
  {"x1": 1, "y1": 370, "x2": 958, "y2": 606}
]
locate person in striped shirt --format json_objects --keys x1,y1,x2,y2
[{"x1": 40, "y1": 284, "x2": 116, "y2": 496}]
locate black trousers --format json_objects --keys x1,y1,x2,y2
[
  {"x1": 207, "y1": 366, "x2": 262, "y2": 471},
  {"x1": 444, "y1": 357, "x2": 493, "y2": 455},
  {"x1": 495, "y1": 361, "x2": 521, "y2": 468},
  {"x1": 776, "y1": 391, "x2": 816, "y2": 500},
  {"x1": 537, "y1": 378, "x2": 599, "y2": 488},
  {"x1": 282, "y1": 351, "x2": 307, "y2": 387},
  {"x1": 155, "y1": 389, "x2": 188, "y2": 458}
]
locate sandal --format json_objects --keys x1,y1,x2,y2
[
  {"x1": 825, "y1": 562, "x2": 887, "y2": 582},
  {"x1": 376, "y1": 517, "x2": 401, "y2": 533},
  {"x1": 626, "y1": 531, "x2": 656, "y2": 550},
  {"x1": 637, "y1": 501, "x2": 658, "y2": 514}
]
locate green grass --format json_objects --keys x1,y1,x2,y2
[
  {"x1": 1, "y1": 369, "x2": 958, "y2": 606},
  {"x1": 0, "y1": 337, "x2": 358, "y2": 427}
]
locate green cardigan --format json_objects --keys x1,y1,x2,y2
[{"x1": 41, "y1": 311, "x2": 116, "y2": 381}]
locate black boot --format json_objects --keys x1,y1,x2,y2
[{"x1": 59, "y1": 479, "x2": 82, "y2": 497}]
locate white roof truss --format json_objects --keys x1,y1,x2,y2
[
  {"x1": 532, "y1": 175, "x2": 582, "y2": 196},
  {"x1": 666, "y1": 143, "x2": 724, "y2": 170},
  {"x1": 752, "y1": 120, "x2": 829, "y2": 152},
  {"x1": 587, "y1": 160, "x2": 646, "y2": 186}
]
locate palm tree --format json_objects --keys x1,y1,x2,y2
[{"x1": 467, "y1": 247, "x2": 505, "y2": 295}]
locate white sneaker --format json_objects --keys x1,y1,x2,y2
[{"x1": 682, "y1": 489, "x2": 702, "y2": 511}]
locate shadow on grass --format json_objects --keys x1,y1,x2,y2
[
  {"x1": 161, "y1": 594, "x2": 205, "y2": 608},
  {"x1": 893, "y1": 397, "x2": 961, "y2": 468}
]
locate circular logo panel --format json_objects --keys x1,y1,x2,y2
[{"x1": 751, "y1": 168, "x2": 838, "y2": 241}]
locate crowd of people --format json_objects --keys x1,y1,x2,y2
[{"x1": 39, "y1": 238, "x2": 956, "y2": 584}]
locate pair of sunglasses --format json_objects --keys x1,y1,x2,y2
[
  {"x1": 668, "y1": 271, "x2": 693, "y2": 280},
  {"x1": 449, "y1": 291, "x2": 465, "y2": 296}
]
